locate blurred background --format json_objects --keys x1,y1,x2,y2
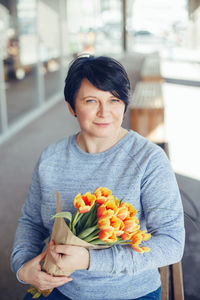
[{"x1": 0, "y1": 0, "x2": 200, "y2": 299}]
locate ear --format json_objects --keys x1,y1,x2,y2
[{"x1": 67, "y1": 102, "x2": 76, "y2": 117}]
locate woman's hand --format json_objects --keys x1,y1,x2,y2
[
  {"x1": 47, "y1": 241, "x2": 90, "y2": 274},
  {"x1": 18, "y1": 250, "x2": 72, "y2": 291}
]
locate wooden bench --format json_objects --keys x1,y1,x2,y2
[
  {"x1": 141, "y1": 53, "x2": 163, "y2": 82},
  {"x1": 159, "y1": 262, "x2": 184, "y2": 300},
  {"x1": 158, "y1": 146, "x2": 184, "y2": 300},
  {"x1": 129, "y1": 81, "x2": 165, "y2": 144}
]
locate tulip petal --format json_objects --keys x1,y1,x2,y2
[{"x1": 73, "y1": 192, "x2": 96, "y2": 213}]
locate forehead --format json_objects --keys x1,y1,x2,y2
[{"x1": 76, "y1": 78, "x2": 114, "y2": 99}]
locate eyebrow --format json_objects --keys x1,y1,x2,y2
[
  {"x1": 81, "y1": 95, "x2": 120, "y2": 100},
  {"x1": 82, "y1": 96, "x2": 98, "y2": 100}
]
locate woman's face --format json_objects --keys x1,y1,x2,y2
[{"x1": 68, "y1": 79, "x2": 125, "y2": 139}]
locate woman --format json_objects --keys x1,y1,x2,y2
[{"x1": 11, "y1": 55, "x2": 185, "y2": 300}]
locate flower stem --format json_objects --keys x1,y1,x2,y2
[
  {"x1": 71, "y1": 211, "x2": 81, "y2": 234},
  {"x1": 117, "y1": 241, "x2": 132, "y2": 245},
  {"x1": 84, "y1": 235, "x2": 99, "y2": 242},
  {"x1": 89, "y1": 238, "x2": 115, "y2": 246}
]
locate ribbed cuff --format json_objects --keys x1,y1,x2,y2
[
  {"x1": 16, "y1": 265, "x2": 28, "y2": 284},
  {"x1": 88, "y1": 248, "x2": 113, "y2": 273}
]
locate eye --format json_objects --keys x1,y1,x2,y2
[
  {"x1": 111, "y1": 98, "x2": 121, "y2": 103},
  {"x1": 86, "y1": 99, "x2": 96, "y2": 103}
]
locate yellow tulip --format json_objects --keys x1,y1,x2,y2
[
  {"x1": 99, "y1": 230, "x2": 117, "y2": 243},
  {"x1": 97, "y1": 196, "x2": 119, "y2": 218},
  {"x1": 94, "y1": 187, "x2": 112, "y2": 204},
  {"x1": 73, "y1": 192, "x2": 96, "y2": 213},
  {"x1": 123, "y1": 216, "x2": 139, "y2": 233},
  {"x1": 131, "y1": 230, "x2": 151, "y2": 252}
]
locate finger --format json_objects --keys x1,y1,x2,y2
[
  {"x1": 39, "y1": 278, "x2": 72, "y2": 291},
  {"x1": 41, "y1": 271, "x2": 72, "y2": 283},
  {"x1": 37, "y1": 277, "x2": 72, "y2": 291},
  {"x1": 39, "y1": 273, "x2": 72, "y2": 289},
  {"x1": 53, "y1": 244, "x2": 75, "y2": 255}
]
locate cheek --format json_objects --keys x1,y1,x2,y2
[
  {"x1": 77, "y1": 108, "x2": 95, "y2": 122},
  {"x1": 113, "y1": 107, "x2": 125, "y2": 120}
]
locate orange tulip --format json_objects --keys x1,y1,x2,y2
[
  {"x1": 123, "y1": 216, "x2": 139, "y2": 232},
  {"x1": 124, "y1": 202, "x2": 137, "y2": 218},
  {"x1": 121, "y1": 226, "x2": 140, "y2": 240},
  {"x1": 131, "y1": 231, "x2": 143, "y2": 245},
  {"x1": 131, "y1": 230, "x2": 151, "y2": 252},
  {"x1": 131, "y1": 245, "x2": 151, "y2": 253},
  {"x1": 97, "y1": 196, "x2": 119, "y2": 218},
  {"x1": 110, "y1": 215, "x2": 125, "y2": 236},
  {"x1": 98, "y1": 216, "x2": 113, "y2": 231},
  {"x1": 142, "y1": 232, "x2": 151, "y2": 241},
  {"x1": 98, "y1": 215, "x2": 125, "y2": 236},
  {"x1": 97, "y1": 205, "x2": 114, "y2": 218},
  {"x1": 99, "y1": 230, "x2": 117, "y2": 243},
  {"x1": 73, "y1": 192, "x2": 96, "y2": 213},
  {"x1": 116, "y1": 204, "x2": 129, "y2": 220},
  {"x1": 94, "y1": 187, "x2": 112, "y2": 204},
  {"x1": 132, "y1": 245, "x2": 151, "y2": 253}
]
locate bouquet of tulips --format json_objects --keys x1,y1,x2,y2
[
  {"x1": 62, "y1": 186, "x2": 151, "y2": 250},
  {"x1": 29, "y1": 187, "x2": 151, "y2": 298},
  {"x1": 44, "y1": 187, "x2": 151, "y2": 270}
]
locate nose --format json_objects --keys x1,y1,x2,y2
[{"x1": 97, "y1": 102, "x2": 110, "y2": 117}]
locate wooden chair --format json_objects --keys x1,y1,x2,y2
[
  {"x1": 130, "y1": 78, "x2": 184, "y2": 300},
  {"x1": 159, "y1": 262, "x2": 184, "y2": 300}
]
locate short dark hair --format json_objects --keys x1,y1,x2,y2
[{"x1": 64, "y1": 55, "x2": 130, "y2": 112}]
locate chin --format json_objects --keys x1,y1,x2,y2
[{"x1": 93, "y1": 129, "x2": 118, "y2": 139}]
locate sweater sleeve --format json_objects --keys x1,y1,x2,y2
[
  {"x1": 10, "y1": 159, "x2": 49, "y2": 279},
  {"x1": 88, "y1": 149, "x2": 185, "y2": 275}
]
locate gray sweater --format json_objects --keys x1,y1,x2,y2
[{"x1": 11, "y1": 130, "x2": 185, "y2": 300}]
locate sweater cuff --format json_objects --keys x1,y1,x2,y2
[
  {"x1": 16, "y1": 265, "x2": 28, "y2": 284},
  {"x1": 88, "y1": 248, "x2": 113, "y2": 273}
]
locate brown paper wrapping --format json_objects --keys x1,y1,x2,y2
[{"x1": 43, "y1": 196, "x2": 108, "y2": 276}]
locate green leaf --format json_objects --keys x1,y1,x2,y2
[
  {"x1": 75, "y1": 211, "x2": 91, "y2": 235},
  {"x1": 120, "y1": 197, "x2": 125, "y2": 204},
  {"x1": 75, "y1": 204, "x2": 98, "y2": 235},
  {"x1": 83, "y1": 204, "x2": 98, "y2": 229},
  {"x1": 71, "y1": 211, "x2": 82, "y2": 234},
  {"x1": 51, "y1": 211, "x2": 72, "y2": 223},
  {"x1": 84, "y1": 230, "x2": 100, "y2": 242},
  {"x1": 78, "y1": 225, "x2": 99, "y2": 239}
]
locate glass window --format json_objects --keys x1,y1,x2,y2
[
  {"x1": 66, "y1": 0, "x2": 122, "y2": 57},
  {"x1": 2, "y1": 0, "x2": 38, "y2": 126},
  {"x1": 38, "y1": 0, "x2": 62, "y2": 100},
  {"x1": 127, "y1": 0, "x2": 188, "y2": 58}
]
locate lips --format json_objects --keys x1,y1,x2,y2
[{"x1": 94, "y1": 123, "x2": 110, "y2": 127}]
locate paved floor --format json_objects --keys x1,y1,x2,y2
[
  {"x1": 0, "y1": 100, "x2": 80, "y2": 299},
  {"x1": 0, "y1": 56, "x2": 200, "y2": 300}
]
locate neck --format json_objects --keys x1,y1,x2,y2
[{"x1": 76, "y1": 128, "x2": 128, "y2": 154}]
